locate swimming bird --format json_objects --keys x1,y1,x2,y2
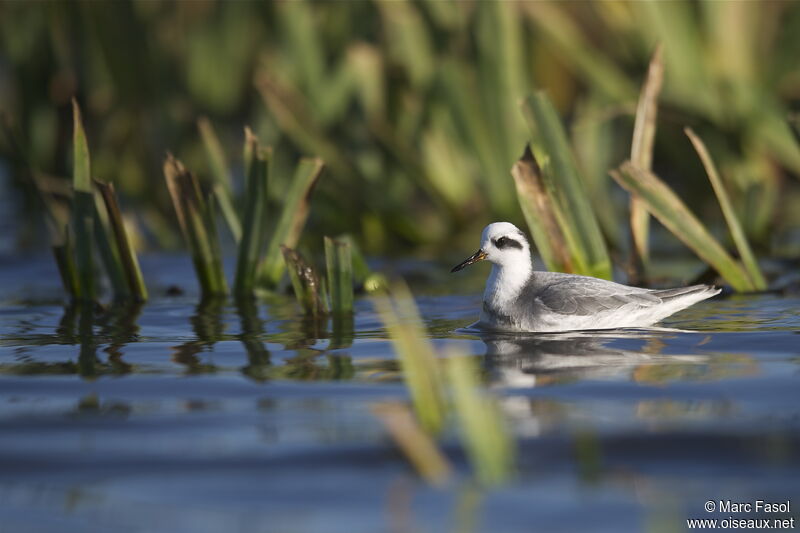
[{"x1": 451, "y1": 222, "x2": 720, "y2": 332}]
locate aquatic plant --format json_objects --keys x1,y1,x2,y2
[
  {"x1": 257, "y1": 157, "x2": 325, "y2": 289},
  {"x1": 628, "y1": 45, "x2": 664, "y2": 270},
  {"x1": 324, "y1": 236, "x2": 354, "y2": 315},
  {"x1": 234, "y1": 129, "x2": 270, "y2": 297},
  {"x1": 163, "y1": 154, "x2": 228, "y2": 298},
  {"x1": 71, "y1": 100, "x2": 96, "y2": 302},
  {"x1": 93, "y1": 180, "x2": 148, "y2": 302},
  {"x1": 36, "y1": 100, "x2": 149, "y2": 303},
  {"x1": 4, "y1": 2, "x2": 799, "y2": 290},
  {"x1": 519, "y1": 91, "x2": 613, "y2": 280},
  {"x1": 371, "y1": 280, "x2": 515, "y2": 485},
  {"x1": 610, "y1": 163, "x2": 757, "y2": 292},
  {"x1": 198, "y1": 117, "x2": 241, "y2": 243},
  {"x1": 281, "y1": 245, "x2": 326, "y2": 318},
  {"x1": 684, "y1": 128, "x2": 766, "y2": 290},
  {"x1": 446, "y1": 354, "x2": 515, "y2": 486},
  {"x1": 371, "y1": 281, "x2": 446, "y2": 435}
]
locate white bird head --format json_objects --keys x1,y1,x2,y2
[{"x1": 451, "y1": 222, "x2": 531, "y2": 272}]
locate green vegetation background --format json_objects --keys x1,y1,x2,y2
[{"x1": 2, "y1": 1, "x2": 799, "y2": 260}]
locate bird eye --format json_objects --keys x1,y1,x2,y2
[{"x1": 496, "y1": 237, "x2": 507, "y2": 247}]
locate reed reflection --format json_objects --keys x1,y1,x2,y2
[
  {"x1": 171, "y1": 296, "x2": 225, "y2": 373},
  {"x1": 236, "y1": 295, "x2": 271, "y2": 381}
]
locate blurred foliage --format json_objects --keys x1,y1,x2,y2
[{"x1": 2, "y1": 0, "x2": 800, "y2": 262}]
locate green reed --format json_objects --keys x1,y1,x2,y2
[{"x1": 371, "y1": 280, "x2": 515, "y2": 485}]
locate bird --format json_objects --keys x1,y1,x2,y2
[{"x1": 451, "y1": 222, "x2": 721, "y2": 333}]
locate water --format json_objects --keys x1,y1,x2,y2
[{"x1": 1, "y1": 255, "x2": 799, "y2": 532}]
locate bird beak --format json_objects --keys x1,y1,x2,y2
[{"x1": 450, "y1": 249, "x2": 487, "y2": 273}]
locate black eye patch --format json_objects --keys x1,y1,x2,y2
[{"x1": 492, "y1": 236, "x2": 522, "y2": 250}]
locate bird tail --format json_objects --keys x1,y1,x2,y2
[{"x1": 651, "y1": 284, "x2": 721, "y2": 302}]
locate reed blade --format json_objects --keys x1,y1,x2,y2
[
  {"x1": 684, "y1": 128, "x2": 766, "y2": 290},
  {"x1": 324, "y1": 236, "x2": 354, "y2": 314},
  {"x1": 521, "y1": 92, "x2": 612, "y2": 279},
  {"x1": 93, "y1": 185, "x2": 130, "y2": 300},
  {"x1": 198, "y1": 117, "x2": 241, "y2": 243},
  {"x1": 446, "y1": 354, "x2": 515, "y2": 486},
  {"x1": 234, "y1": 130, "x2": 271, "y2": 297},
  {"x1": 511, "y1": 144, "x2": 573, "y2": 273},
  {"x1": 71, "y1": 99, "x2": 95, "y2": 301},
  {"x1": 258, "y1": 157, "x2": 325, "y2": 289},
  {"x1": 372, "y1": 403, "x2": 451, "y2": 486},
  {"x1": 629, "y1": 44, "x2": 664, "y2": 268},
  {"x1": 611, "y1": 162, "x2": 756, "y2": 292},
  {"x1": 95, "y1": 181, "x2": 148, "y2": 301}
]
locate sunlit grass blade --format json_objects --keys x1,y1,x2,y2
[
  {"x1": 324, "y1": 236, "x2": 353, "y2": 314},
  {"x1": 372, "y1": 403, "x2": 451, "y2": 486},
  {"x1": 95, "y1": 180, "x2": 148, "y2": 301},
  {"x1": 258, "y1": 157, "x2": 325, "y2": 289},
  {"x1": 611, "y1": 162, "x2": 756, "y2": 292},
  {"x1": 521, "y1": 92, "x2": 612, "y2": 279},
  {"x1": 446, "y1": 354, "x2": 515, "y2": 486},
  {"x1": 234, "y1": 130, "x2": 270, "y2": 297},
  {"x1": 71, "y1": 99, "x2": 95, "y2": 302},
  {"x1": 371, "y1": 280, "x2": 445, "y2": 435},
  {"x1": 511, "y1": 144, "x2": 573, "y2": 273},
  {"x1": 684, "y1": 128, "x2": 766, "y2": 290},
  {"x1": 629, "y1": 44, "x2": 664, "y2": 268},
  {"x1": 198, "y1": 117, "x2": 241, "y2": 243},
  {"x1": 163, "y1": 154, "x2": 228, "y2": 297},
  {"x1": 280, "y1": 245, "x2": 326, "y2": 317}
]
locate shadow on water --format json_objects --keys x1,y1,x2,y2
[{"x1": 171, "y1": 297, "x2": 225, "y2": 374}]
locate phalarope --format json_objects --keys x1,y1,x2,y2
[{"x1": 451, "y1": 222, "x2": 720, "y2": 333}]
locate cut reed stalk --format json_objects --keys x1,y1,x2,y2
[
  {"x1": 333, "y1": 234, "x2": 371, "y2": 286},
  {"x1": 258, "y1": 157, "x2": 325, "y2": 288},
  {"x1": 234, "y1": 130, "x2": 271, "y2": 297},
  {"x1": 324, "y1": 236, "x2": 354, "y2": 314},
  {"x1": 163, "y1": 154, "x2": 228, "y2": 297},
  {"x1": 520, "y1": 91, "x2": 612, "y2": 279},
  {"x1": 611, "y1": 162, "x2": 756, "y2": 291},
  {"x1": 684, "y1": 127, "x2": 766, "y2": 290},
  {"x1": 71, "y1": 99, "x2": 95, "y2": 302},
  {"x1": 629, "y1": 44, "x2": 664, "y2": 268}
]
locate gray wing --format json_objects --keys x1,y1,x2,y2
[{"x1": 533, "y1": 277, "x2": 661, "y2": 316}]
